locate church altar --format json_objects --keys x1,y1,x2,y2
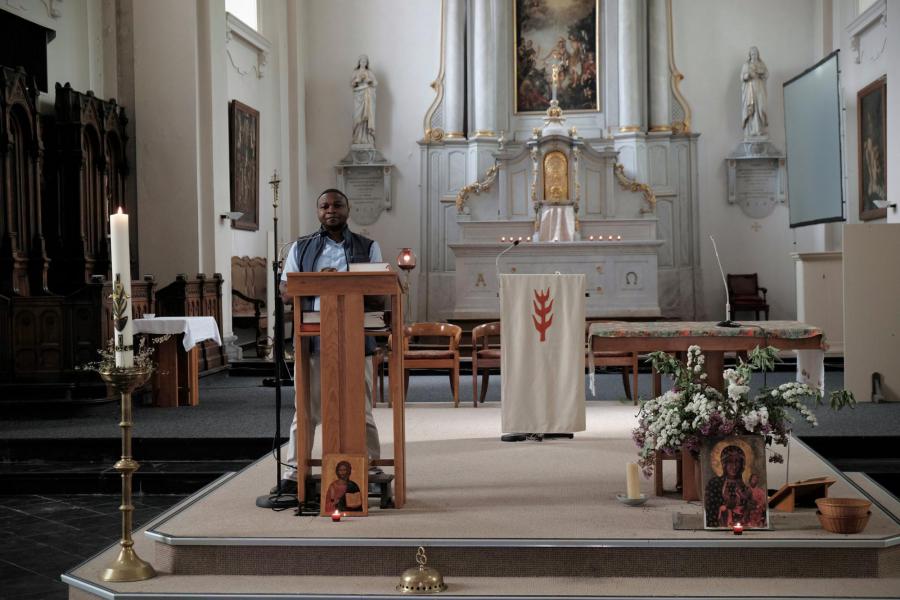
[
  {"x1": 450, "y1": 238, "x2": 662, "y2": 319},
  {"x1": 448, "y1": 89, "x2": 664, "y2": 319}
]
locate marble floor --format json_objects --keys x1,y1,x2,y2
[{"x1": 0, "y1": 494, "x2": 186, "y2": 600}]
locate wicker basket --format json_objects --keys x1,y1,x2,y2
[
  {"x1": 816, "y1": 510, "x2": 871, "y2": 534},
  {"x1": 815, "y1": 497, "x2": 871, "y2": 519}
]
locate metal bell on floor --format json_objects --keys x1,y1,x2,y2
[{"x1": 396, "y1": 546, "x2": 446, "y2": 594}]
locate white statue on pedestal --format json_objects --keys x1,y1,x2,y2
[
  {"x1": 351, "y1": 54, "x2": 377, "y2": 148},
  {"x1": 741, "y1": 46, "x2": 768, "y2": 140}
]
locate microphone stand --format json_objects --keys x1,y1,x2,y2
[
  {"x1": 710, "y1": 235, "x2": 740, "y2": 328},
  {"x1": 494, "y1": 240, "x2": 571, "y2": 442},
  {"x1": 256, "y1": 171, "x2": 298, "y2": 509},
  {"x1": 494, "y1": 239, "x2": 520, "y2": 280}
]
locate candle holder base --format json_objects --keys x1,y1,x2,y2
[
  {"x1": 98, "y1": 365, "x2": 156, "y2": 583},
  {"x1": 101, "y1": 547, "x2": 157, "y2": 582},
  {"x1": 616, "y1": 493, "x2": 648, "y2": 507}
]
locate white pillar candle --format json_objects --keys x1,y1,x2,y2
[
  {"x1": 110, "y1": 207, "x2": 134, "y2": 368},
  {"x1": 626, "y1": 462, "x2": 641, "y2": 499}
]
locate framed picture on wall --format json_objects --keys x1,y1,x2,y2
[
  {"x1": 857, "y1": 77, "x2": 886, "y2": 221},
  {"x1": 229, "y1": 100, "x2": 260, "y2": 231},
  {"x1": 514, "y1": 0, "x2": 600, "y2": 114}
]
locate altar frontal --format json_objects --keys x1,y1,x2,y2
[{"x1": 500, "y1": 273, "x2": 585, "y2": 434}]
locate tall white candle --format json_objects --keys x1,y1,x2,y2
[
  {"x1": 110, "y1": 207, "x2": 133, "y2": 368},
  {"x1": 626, "y1": 462, "x2": 641, "y2": 499}
]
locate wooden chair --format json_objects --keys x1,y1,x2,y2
[
  {"x1": 726, "y1": 273, "x2": 769, "y2": 320},
  {"x1": 403, "y1": 322, "x2": 462, "y2": 407},
  {"x1": 587, "y1": 323, "x2": 640, "y2": 404},
  {"x1": 231, "y1": 256, "x2": 267, "y2": 351},
  {"x1": 471, "y1": 321, "x2": 501, "y2": 407}
]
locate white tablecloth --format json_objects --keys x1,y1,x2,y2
[{"x1": 133, "y1": 316, "x2": 222, "y2": 351}]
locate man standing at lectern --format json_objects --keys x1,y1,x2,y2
[{"x1": 273, "y1": 188, "x2": 382, "y2": 497}]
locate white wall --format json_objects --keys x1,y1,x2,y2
[
  {"x1": 225, "y1": 1, "x2": 293, "y2": 259},
  {"x1": 303, "y1": 0, "x2": 441, "y2": 315},
  {"x1": 673, "y1": 0, "x2": 817, "y2": 320},
  {"x1": 2, "y1": 0, "x2": 109, "y2": 109},
  {"x1": 832, "y1": 0, "x2": 889, "y2": 229}
]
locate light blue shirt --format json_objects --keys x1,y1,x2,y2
[{"x1": 282, "y1": 235, "x2": 382, "y2": 310}]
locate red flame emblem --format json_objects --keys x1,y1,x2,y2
[{"x1": 532, "y1": 288, "x2": 553, "y2": 342}]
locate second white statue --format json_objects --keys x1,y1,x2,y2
[{"x1": 351, "y1": 54, "x2": 377, "y2": 148}]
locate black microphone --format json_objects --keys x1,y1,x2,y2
[
  {"x1": 710, "y1": 235, "x2": 740, "y2": 328},
  {"x1": 495, "y1": 239, "x2": 521, "y2": 280}
]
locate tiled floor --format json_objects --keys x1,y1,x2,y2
[{"x1": 0, "y1": 494, "x2": 187, "y2": 600}]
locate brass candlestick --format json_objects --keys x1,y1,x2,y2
[{"x1": 99, "y1": 364, "x2": 156, "y2": 582}]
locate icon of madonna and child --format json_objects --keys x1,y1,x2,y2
[{"x1": 701, "y1": 438, "x2": 769, "y2": 530}]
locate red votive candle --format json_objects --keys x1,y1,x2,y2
[
  {"x1": 732, "y1": 522, "x2": 743, "y2": 535},
  {"x1": 331, "y1": 509, "x2": 342, "y2": 522}
]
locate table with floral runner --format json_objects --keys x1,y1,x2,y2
[
  {"x1": 588, "y1": 320, "x2": 827, "y2": 501},
  {"x1": 587, "y1": 320, "x2": 825, "y2": 395}
]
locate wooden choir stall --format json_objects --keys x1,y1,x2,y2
[{"x1": 287, "y1": 270, "x2": 407, "y2": 509}]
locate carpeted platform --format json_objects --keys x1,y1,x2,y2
[{"x1": 63, "y1": 405, "x2": 900, "y2": 598}]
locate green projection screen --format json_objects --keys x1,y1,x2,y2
[{"x1": 783, "y1": 51, "x2": 844, "y2": 228}]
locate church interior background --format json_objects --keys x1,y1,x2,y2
[{"x1": 1, "y1": 0, "x2": 899, "y2": 597}]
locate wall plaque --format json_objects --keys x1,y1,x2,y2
[
  {"x1": 726, "y1": 141, "x2": 785, "y2": 219},
  {"x1": 336, "y1": 149, "x2": 392, "y2": 226}
]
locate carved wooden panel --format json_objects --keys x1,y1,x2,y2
[
  {"x1": 48, "y1": 83, "x2": 130, "y2": 293},
  {"x1": 0, "y1": 295, "x2": 9, "y2": 379},
  {"x1": 156, "y1": 273, "x2": 225, "y2": 370},
  {"x1": 0, "y1": 66, "x2": 48, "y2": 297},
  {"x1": 12, "y1": 299, "x2": 63, "y2": 377}
]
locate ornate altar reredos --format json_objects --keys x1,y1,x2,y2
[
  {"x1": 416, "y1": 0, "x2": 701, "y2": 322},
  {"x1": 449, "y1": 123, "x2": 663, "y2": 319}
]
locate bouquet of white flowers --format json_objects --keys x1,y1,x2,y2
[{"x1": 632, "y1": 345, "x2": 854, "y2": 477}]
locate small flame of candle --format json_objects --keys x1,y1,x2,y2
[{"x1": 117, "y1": 207, "x2": 124, "y2": 215}]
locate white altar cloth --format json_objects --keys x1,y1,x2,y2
[
  {"x1": 133, "y1": 316, "x2": 222, "y2": 351},
  {"x1": 537, "y1": 205, "x2": 576, "y2": 242}
]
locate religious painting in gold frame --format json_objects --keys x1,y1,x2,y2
[
  {"x1": 700, "y1": 436, "x2": 769, "y2": 530},
  {"x1": 543, "y1": 151, "x2": 569, "y2": 202},
  {"x1": 514, "y1": 0, "x2": 600, "y2": 114},
  {"x1": 228, "y1": 100, "x2": 259, "y2": 231},
  {"x1": 857, "y1": 77, "x2": 887, "y2": 221},
  {"x1": 321, "y1": 454, "x2": 368, "y2": 517}
]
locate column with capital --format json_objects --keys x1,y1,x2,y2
[
  {"x1": 618, "y1": 0, "x2": 645, "y2": 132},
  {"x1": 444, "y1": 0, "x2": 465, "y2": 138},
  {"x1": 472, "y1": 0, "x2": 496, "y2": 137},
  {"x1": 648, "y1": 0, "x2": 671, "y2": 132}
]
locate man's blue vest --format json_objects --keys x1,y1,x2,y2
[{"x1": 292, "y1": 226, "x2": 379, "y2": 354}]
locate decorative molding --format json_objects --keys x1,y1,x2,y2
[
  {"x1": 847, "y1": 0, "x2": 886, "y2": 63},
  {"x1": 225, "y1": 12, "x2": 271, "y2": 79},
  {"x1": 422, "y1": 0, "x2": 446, "y2": 142},
  {"x1": 40, "y1": 0, "x2": 61, "y2": 19},
  {"x1": 666, "y1": 0, "x2": 692, "y2": 133},
  {"x1": 455, "y1": 163, "x2": 499, "y2": 214},
  {"x1": 4, "y1": 0, "x2": 28, "y2": 12},
  {"x1": 614, "y1": 163, "x2": 657, "y2": 214}
]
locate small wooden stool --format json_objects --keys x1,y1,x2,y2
[{"x1": 654, "y1": 452, "x2": 684, "y2": 496}]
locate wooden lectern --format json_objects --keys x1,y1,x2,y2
[{"x1": 287, "y1": 270, "x2": 407, "y2": 509}]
